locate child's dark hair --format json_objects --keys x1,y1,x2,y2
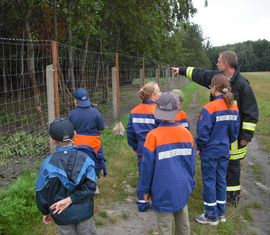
[
  {"x1": 212, "y1": 73, "x2": 234, "y2": 113},
  {"x1": 139, "y1": 82, "x2": 159, "y2": 101}
]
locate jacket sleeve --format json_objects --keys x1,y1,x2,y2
[
  {"x1": 36, "y1": 184, "x2": 50, "y2": 215},
  {"x1": 179, "y1": 66, "x2": 218, "y2": 89},
  {"x1": 229, "y1": 110, "x2": 240, "y2": 144},
  {"x1": 127, "y1": 115, "x2": 138, "y2": 151},
  {"x1": 95, "y1": 110, "x2": 105, "y2": 131},
  {"x1": 196, "y1": 108, "x2": 213, "y2": 150},
  {"x1": 138, "y1": 133, "x2": 156, "y2": 194},
  {"x1": 239, "y1": 83, "x2": 259, "y2": 142},
  {"x1": 36, "y1": 161, "x2": 51, "y2": 215}
]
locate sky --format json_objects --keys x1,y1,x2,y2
[{"x1": 190, "y1": 0, "x2": 270, "y2": 47}]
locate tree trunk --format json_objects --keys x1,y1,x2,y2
[
  {"x1": 24, "y1": 2, "x2": 45, "y2": 127},
  {"x1": 41, "y1": 5, "x2": 50, "y2": 40},
  {"x1": 17, "y1": 29, "x2": 25, "y2": 124},
  {"x1": 80, "y1": 31, "x2": 90, "y2": 88},
  {"x1": 68, "y1": 0, "x2": 75, "y2": 92},
  {"x1": 53, "y1": 0, "x2": 58, "y2": 41},
  {"x1": 52, "y1": 0, "x2": 71, "y2": 113}
]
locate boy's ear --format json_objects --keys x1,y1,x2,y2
[{"x1": 50, "y1": 138, "x2": 56, "y2": 145}]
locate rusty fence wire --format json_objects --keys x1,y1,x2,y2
[{"x1": 0, "y1": 38, "x2": 189, "y2": 188}]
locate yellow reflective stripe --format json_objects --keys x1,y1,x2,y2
[
  {"x1": 242, "y1": 122, "x2": 256, "y2": 131},
  {"x1": 229, "y1": 152, "x2": 246, "y2": 160},
  {"x1": 227, "y1": 185, "x2": 241, "y2": 191},
  {"x1": 234, "y1": 100, "x2": 237, "y2": 105},
  {"x1": 186, "y1": 67, "x2": 194, "y2": 80},
  {"x1": 230, "y1": 139, "x2": 238, "y2": 151},
  {"x1": 230, "y1": 146, "x2": 247, "y2": 155},
  {"x1": 230, "y1": 146, "x2": 247, "y2": 160}
]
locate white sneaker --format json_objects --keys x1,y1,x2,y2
[
  {"x1": 218, "y1": 215, "x2": 226, "y2": 223},
  {"x1": 94, "y1": 185, "x2": 100, "y2": 195},
  {"x1": 195, "y1": 213, "x2": 219, "y2": 226}
]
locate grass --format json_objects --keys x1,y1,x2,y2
[
  {"x1": 251, "y1": 164, "x2": 264, "y2": 183},
  {"x1": 242, "y1": 72, "x2": 270, "y2": 152},
  {"x1": 0, "y1": 72, "x2": 269, "y2": 234}
]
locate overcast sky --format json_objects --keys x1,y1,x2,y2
[{"x1": 190, "y1": 0, "x2": 270, "y2": 46}]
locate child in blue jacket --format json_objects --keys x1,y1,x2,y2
[
  {"x1": 172, "y1": 88, "x2": 190, "y2": 130},
  {"x1": 36, "y1": 118, "x2": 97, "y2": 234},
  {"x1": 127, "y1": 81, "x2": 161, "y2": 212},
  {"x1": 138, "y1": 92, "x2": 196, "y2": 234},
  {"x1": 195, "y1": 73, "x2": 240, "y2": 225}
]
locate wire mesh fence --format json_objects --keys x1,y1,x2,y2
[{"x1": 0, "y1": 38, "x2": 189, "y2": 188}]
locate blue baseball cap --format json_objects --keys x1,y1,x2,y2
[{"x1": 74, "y1": 88, "x2": 91, "y2": 107}]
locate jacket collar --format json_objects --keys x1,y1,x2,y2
[
  {"x1": 142, "y1": 100, "x2": 156, "y2": 104},
  {"x1": 229, "y1": 66, "x2": 240, "y2": 83},
  {"x1": 55, "y1": 145, "x2": 77, "y2": 152},
  {"x1": 214, "y1": 95, "x2": 223, "y2": 100},
  {"x1": 159, "y1": 122, "x2": 180, "y2": 127}
]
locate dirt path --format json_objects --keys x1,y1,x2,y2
[{"x1": 96, "y1": 91, "x2": 270, "y2": 235}]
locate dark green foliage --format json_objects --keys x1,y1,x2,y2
[
  {"x1": 0, "y1": 131, "x2": 50, "y2": 167},
  {"x1": 206, "y1": 39, "x2": 270, "y2": 72},
  {"x1": 0, "y1": 170, "x2": 40, "y2": 234}
]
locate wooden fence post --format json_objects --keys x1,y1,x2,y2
[
  {"x1": 140, "y1": 69, "x2": 143, "y2": 88},
  {"x1": 142, "y1": 57, "x2": 145, "y2": 85},
  {"x1": 112, "y1": 67, "x2": 120, "y2": 120},
  {"x1": 172, "y1": 73, "x2": 175, "y2": 90},
  {"x1": 156, "y1": 68, "x2": 160, "y2": 86},
  {"x1": 115, "y1": 53, "x2": 120, "y2": 119},
  {"x1": 166, "y1": 67, "x2": 169, "y2": 91},
  {"x1": 52, "y1": 41, "x2": 60, "y2": 118}
]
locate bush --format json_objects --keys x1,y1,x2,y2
[{"x1": 0, "y1": 170, "x2": 40, "y2": 234}]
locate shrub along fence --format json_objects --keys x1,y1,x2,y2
[{"x1": 0, "y1": 38, "x2": 189, "y2": 188}]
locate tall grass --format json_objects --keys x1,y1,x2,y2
[
  {"x1": 0, "y1": 72, "x2": 268, "y2": 234},
  {"x1": 242, "y1": 72, "x2": 270, "y2": 152}
]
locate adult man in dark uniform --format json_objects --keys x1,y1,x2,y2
[{"x1": 171, "y1": 50, "x2": 259, "y2": 206}]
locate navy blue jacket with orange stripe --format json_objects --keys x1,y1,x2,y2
[
  {"x1": 127, "y1": 100, "x2": 160, "y2": 156},
  {"x1": 175, "y1": 109, "x2": 190, "y2": 130},
  {"x1": 138, "y1": 122, "x2": 196, "y2": 212},
  {"x1": 196, "y1": 95, "x2": 240, "y2": 157}
]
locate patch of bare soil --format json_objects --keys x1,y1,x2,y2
[
  {"x1": 96, "y1": 91, "x2": 270, "y2": 234},
  {"x1": 241, "y1": 138, "x2": 270, "y2": 235}
]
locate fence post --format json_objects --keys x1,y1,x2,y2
[
  {"x1": 172, "y1": 73, "x2": 175, "y2": 89},
  {"x1": 166, "y1": 67, "x2": 169, "y2": 91},
  {"x1": 52, "y1": 41, "x2": 60, "y2": 118},
  {"x1": 140, "y1": 68, "x2": 143, "y2": 88},
  {"x1": 156, "y1": 68, "x2": 160, "y2": 86},
  {"x1": 156, "y1": 62, "x2": 160, "y2": 86},
  {"x1": 112, "y1": 67, "x2": 119, "y2": 121},
  {"x1": 115, "y1": 53, "x2": 120, "y2": 119},
  {"x1": 46, "y1": 64, "x2": 56, "y2": 154},
  {"x1": 142, "y1": 57, "x2": 145, "y2": 85}
]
